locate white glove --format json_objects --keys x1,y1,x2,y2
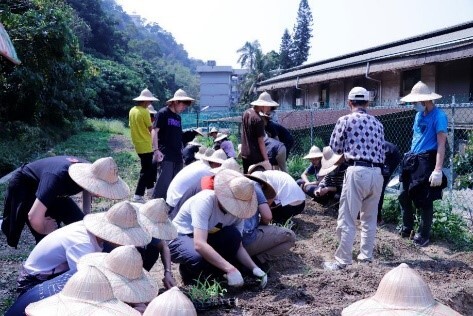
[
  {"x1": 429, "y1": 170, "x2": 443, "y2": 187},
  {"x1": 252, "y1": 267, "x2": 268, "y2": 289},
  {"x1": 224, "y1": 269, "x2": 244, "y2": 287}
]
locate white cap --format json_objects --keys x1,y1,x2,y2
[{"x1": 348, "y1": 87, "x2": 369, "y2": 101}]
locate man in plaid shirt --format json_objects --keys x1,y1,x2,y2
[{"x1": 324, "y1": 87, "x2": 385, "y2": 271}]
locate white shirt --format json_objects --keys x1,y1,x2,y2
[
  {"x1": 172, "y1": 190, "x2": 243, "y2": 235},
  {"x1": 263, "y1": 170, "x2": 306, "y2": 206},
  {"x1": 166, "y1": 160, "x2": 212, "y2": 207},
  {"x1": 23, "y1": 221, "x2": 103, "y2": 275}
]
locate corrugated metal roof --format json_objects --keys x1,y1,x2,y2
[{"x1": 258, "y1": 21, "x2": 473, "y2": 91}]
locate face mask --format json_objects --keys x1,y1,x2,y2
[{"x1": 413, "y1": 103, "x2": 425, "y2": 113}]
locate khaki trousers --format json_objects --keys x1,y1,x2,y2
[
  {"x1": 244, "y1": 225, "x2": 296, "y2": 263},
  {"x1": 334, "y1": 166, "x2": 383, "y2": 265}
]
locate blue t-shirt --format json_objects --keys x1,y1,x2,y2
[
  {"x1": 242, "y1": 184, "x2": 268, "y2": 246},
  {"x1": 411, "y1": 107, "x2": 448, "y2": 154}
]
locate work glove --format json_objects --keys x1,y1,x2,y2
[
  {"x1": 252, "y1": 267, "x2": 268, "y2": 289},
  {"x1": 429, "y1": 170, "x2": 443, "y2": 187},
  {"x1": 224, "y1": 269, "x2": 244, "y2": 287}
]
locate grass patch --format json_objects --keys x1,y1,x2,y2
[{"x1": 287, "y1": 155, "x2": 306, "y2": 179}]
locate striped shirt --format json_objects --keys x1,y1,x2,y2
[{"x1": 330, "y1": 108, "x2": 385, "y2": 164}]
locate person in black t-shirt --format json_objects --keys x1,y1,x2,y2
[
  {"x1": 151, "y1": 89, "x2": 194, "y2": 199},
  {"x1": 262, "y1": 113, "x2": 294, "y2": 159},
  {"x1": 1, "y1": 156, "x2": 130, "y2": 248}
]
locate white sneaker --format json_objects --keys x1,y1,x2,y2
[{"x1": 132, "y1": 195, "x2": 146, "y2": 203}]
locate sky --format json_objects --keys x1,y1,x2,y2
[{"x1": 116, "y1": 0, "x2": 473, "y2": 69}]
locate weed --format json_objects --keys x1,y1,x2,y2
[
  {"x1": 273, "y1": 217, "x2": 295, "y2": 230},
  {"x1": 376, "y1": 243, "x2": 395, "y2": 259},
  {"x1": 287, "y1": 155, "x2": 307, "y2": 179},
  {"x1": 381, "y1": 194, "x2": 402, "y2": 224},
  {"x1": 187, "y1": 274, "x2": 227, "y2": 304},
  {"x1": 84, "y1": 118, "x2": 126, "y2": 135}
]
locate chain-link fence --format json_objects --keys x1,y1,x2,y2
[{"x1": 182, "y1": 94, "x2": 473, "y2": 228}]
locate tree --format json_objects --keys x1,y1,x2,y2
[
  {"x1": 279, "y1": 28, "x2": 294, "y2": 69},
  {"x1": 291, "y1": 0, "x2": 313, "y2": 66},
  {"x1": 237, "y1": 40, "x2": 261, "y2": 71}
]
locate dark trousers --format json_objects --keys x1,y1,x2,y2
[
  {"x1": 271, "y1": 201, "x2": 306, "y2": 224},
  {"x1": 5, "y1": 271, "x2": 73, "y2": 316},
  {"x1": 135, "y1": 152, "x2": 154, "y2": 196},
  {"x1": 242, "y1": 158, "x2": 263, "y2": 174},
  {"x1": 169, "y1": 226, "x2": 241, "y2": 280},
  {"x1": 3, "y1": 170, "x2": 84, "y2": 246},
  {"x1": 399, "y1": 184, "x2": 434, "y2": 239},
  {"x1": 377, "y1": 175, "x2": 390, "y2": 222},
  {"x1": 152, "y1": 160, "x2": 183, "y2": 199}
]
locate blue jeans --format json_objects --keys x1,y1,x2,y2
[{"x1": 5, "y1": 271, "x2": 74, "y2": 316}]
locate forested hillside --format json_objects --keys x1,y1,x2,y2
[{"x1": 0, "y1": 0, "x2": 201, "y2": 175}]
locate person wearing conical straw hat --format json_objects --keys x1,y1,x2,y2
[
  {"x1": 129, "y1": 88, "x2": 160, "y2": 204},
  {"x1": 1, "y1": 156, "x2": 130, "y2": 248},
  {"x1": 128, "y1": 198, "x2": 178, "y2": 290},
  {"x1": 311, "y1": 146, "x2": 347, "y2": 205},
  {"x1": 5, "y1": 200, "x2": 151, "y2": 315},
  {"x1": 169, "y1": 157, "x2": 244, "y2": 220},
  {"x1": 78, "y1": 245, "x2": 159, "y2": 313},
  {"x1": 342, "y1": 263, "x2": 462, "y2": 315},
  {"x1": 166, "y1": 149, "x2": 227, "y2": 212},
  {"x1": 296, "y1": 146, "x2": 323, "y2": 198},
  {"x1": 240, "y1": 91, "x2": 279, "y2": 173},
  {"x1": 182, "y1": 127, "x2": 205, "y2": 166},
  {"x1": 214, "y1": 133, "x2": 236, "y2": 158},
  {"x1": 208, "y1": 126, "x2": 219, "y2": 139},
  {"x1": 151, "y1": 89, "x2": 194, "y2": 200},
  {"x1": 24, "y1": 266, "x2": 141, "y2": 316},
  {"x1": 144, "y1": 286, "x2": 197, "y2": 316},
  {"x1": 169, "y1": 169, "x2": 267, "y2": 288},
  {"x1": 398, "y1": 81, "x2": 447, "y2": 247},
  {"x1": 324, "y1": 87, "x2": 385, "y2": 271}
]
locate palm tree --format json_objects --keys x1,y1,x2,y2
[{"x1": 236, "y1": 40, "x2": 261, "y2": 70}]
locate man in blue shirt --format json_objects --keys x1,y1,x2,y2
[{"x1": 398, "y1": 81, "x2": 448, "y2": 247}]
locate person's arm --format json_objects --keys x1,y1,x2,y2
[
  {"x1": 235, "y1": 243, "x2": 257, "y2": 271},
  {"x1": 258, "y1": 203, "x2": 272, "y2": 225},
  {"x1": 434, "y1": 132, "x2": 447, "y2": 171},
  {"x1": 28, "y1": 199, "x2": 57, "y2": 235},
  {"x1": 193, "y1": 228, "x2": 235, "y2": 273},
  {"x1": 257, "y1": 136, "x2": 269, "y2": 161},
  {"x1": 157, "y1": 240, "x2": 176, "y2": 289},
  {"x1": 152, "y1": 128, "x2": 163, "y2": 162}
]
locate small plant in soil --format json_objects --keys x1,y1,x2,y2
[{"x1": 186, "y1": 274, "x2": 237, "y2": 311}]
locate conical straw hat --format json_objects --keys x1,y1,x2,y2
[
  {"x1": 214, "y1": 169, "x2": 257, "y2": 219},
  {"x1": 200, "y1": 149, "x2": 227, "y2": 165},
  {"x1": 25, "y1": 266, "x2": 141, "y2": 316},
  {"x1": 137, "y1": 199, "x2": 177, "y2": 240},
  {"x1": 68, "y1": 157, "x2": 130, "y2": 200},
  {"x1": 342, "y1": 263, "x2": 462, "y2": 316},
  {"x1": 147, "y1": 104, "x2": 158, "y2": 114},
  {"x1": 133, "y1": 88, "x2": 159, "y2": 102},
  {"x1": 83, "y1": 201, "x2": 151, "y2": 246},
  {"x1": 303, "y1": 146, "x2": 323, "y2": 159},
  {"x1": 143, "y1": 287, "x2": 197, "y2": 316},
  {"x1": 166, "y1": 89, "x2": 195, "y2": 104},
  {"x1": 245, "y1": 171, "x2": 277, "y2": 201},
  {"x1": 210, "y1": 157, "x2": 243, "y2": 174},
  {"x1": 195, "y1": 147, "x2": 214, "y2": 160},
  {"x1": 250, "y1": 91, "x2": 279, "y2": 107},
  {"x1": 78, "y1": 246, "x2": 158, "y2": 304},
  {"x1": 400, "y1": 81, "x2": 442, "y2": 103},
  {"x1": 318, "y1": 146, "x2": 343, "y2": 177}
]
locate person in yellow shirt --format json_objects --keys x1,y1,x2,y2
[{"x1": 129, "y1": 88, "x2": 159, "y2": 203}]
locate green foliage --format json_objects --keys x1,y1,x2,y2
[
  {"x1": 187, "y1": 275, "x2": 227, "y2": 304},
  {"x1": 453, "y1": 131, "x2": 473, "y2": 189},
  {"x1": 291, "y1": 0, "x2": 313, "y2": 66},
  {"x1": 381, "y1": 194, "x2": 402, "y2": 224},
  {"x1": 273, "y1": 217, "x2": 295, "y2": 230},
  {"x1": 84, "y1": 118, "x2": 126, "y2": 134},
  {"x1": 287, "y1": 155, "x2": 306, "y2": 179},
  {"x1": 279, "y1": 28, "x2": 294, "y2": 69}
]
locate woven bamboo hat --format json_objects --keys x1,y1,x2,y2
[
  {"x1": 245, "y1": 171, "x2": 276, "y2": 201},
  {"x1": 193, "y1": 127, "x2": 205, "y2": 136},
  {"x1": 248, "y1": 161, "x2": 272, "y2": 174},
  {"x1": 25, "y1": 266, "x2": 141, "y2": 316},
  {"x1": 210, "y1": 157, "x2": 243, "y2": 174},
  {"x1": 318, "y1": 146, "x2": 343, "y2": 177},
  {"x1": 68, "y1": 157, "x2": 130, "y2": 200},
  {"x1": 78, "y1": 246, "x2": 158, "y2": 304},
  {"x1": 143, "y1": 286, "x2": 197, "y2": 316},
  {"x1": 214, "y1": 133, "x2": 228, "y2": 142},
  {"x1": 166, "y1": 89, "x2": 195, "y2": 104},
  {"x1": 133, "y1": 88, "x2": 159, "y2": 102},
  {"x1": 83, "y1": 201, "x2": 151, "y2": 246},
  {"x1": 342, "y1": 263, "x2": 462, "y2": 316},
  {"x1": 214, "y1": 169, "x2": 257, "y2": 219},
  {"x1": 303, "y1": 146, "x2": 323, "y2": 159},
  {"x1": 194, "y1": 147, "x2": 214, "y2": 160},
  {"x1": 250, "y1": 91, "x2": 279, "y2": 107},
  {"x1": 137, "y1": 198, "x2": 177, "y2": 240},
  {"x1": 200, "y1": 149, "x2": 227, "y2": 165},
  {"x1": 187, "y1": 137, "x2": 202, "y2": 147},
  {"x1": 147, "y1": 104, "x2": 158, "y2": 114},
  {"x1": 209, "y1": 127, "x2": 219, "y2": 134},
  {"x1": 400, "y1": 81, "x2": 442, "y2": 103}
]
